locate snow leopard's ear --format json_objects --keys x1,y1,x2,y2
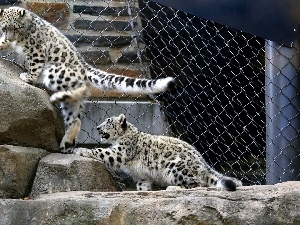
[
  {"x1": 119, "y1": 114, "x2": 127, "y2": 129},
  {"x1": 0, "y1": 9, "x2": 3, "y2": 16},
  {"x1": 17, "y1": 8, "x2": 26, "y2": 17}
]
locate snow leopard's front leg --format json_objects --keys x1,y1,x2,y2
[
  {"x1": 136, "y1": 180, "x2": 152, "y2": 191},
  {"x1": 20, "y1": 52, "x2": 46, "y2": 85},
  {"x1": 0, "y1": 34, "x2": 11, "y2": 50},
  {"x1": 73, "y1": 147, "x2": 121, "y2": 169},
  {"x1": 73, "y1": 147, "x2": 99, "y2": 158}
]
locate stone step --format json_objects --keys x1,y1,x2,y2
[
  {"x1": 73, "y1": 5, "x2": 138, "y2": 16},
  {"x1": 77, "y1": 100, "x2": 171, "y2": 145},
  {"x1": 66, "y1": 35, "x2": 132, "y2": 48},
  {"x1": 73, "y1": 20, "x2": 137, "y2": 31},
  {"x1": 81, "y1": 50, "x2": 147, "y2": 65},
  {"x1": 81, "y1": 50, "x2": 112, "y2": 65}
]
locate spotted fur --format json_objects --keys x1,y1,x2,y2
[
  {"x1": 73, "y1": 114, "x2": 242, "y2": 191},
  {"x1": 0, "y1": 7, "x2": 175, "y2": 152}
]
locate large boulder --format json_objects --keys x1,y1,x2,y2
[
  {"x1": 30, "y1": 153, "x2": 122, "y2": 197},
  {"x1": 1, "y1": 182, "x2": 300, "y2": 224},
  {"x1": 0, "y1": 59, "x2": 64, "y2": 151},
  {"x1": 0, "y1": 145, "x2": 49, "y2": 199}
]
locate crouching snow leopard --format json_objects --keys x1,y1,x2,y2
[
  {"x1": 0, "y1": 7, "x2": 175, "y2": 152},
  {"x1": 73, "y1": 114, "x2": 242, "y2": 191}
]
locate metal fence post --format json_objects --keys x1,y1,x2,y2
[{"x1": 265, "y1": 40, "x2": 300, "y2": 184}]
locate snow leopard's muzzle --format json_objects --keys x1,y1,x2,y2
[{"x1": 97, "y1": 127, "x2": 110, "y2": 140}]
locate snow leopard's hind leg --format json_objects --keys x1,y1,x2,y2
[
  {"x1": 48, "y1": 84, "x2": 88, "y2": 153},
  {"x1": 59, "y1": 100, "x2": 84, "y2": 153},
  {"x1": 49, "y1": 85, "x2": 87, "y2": 103}
]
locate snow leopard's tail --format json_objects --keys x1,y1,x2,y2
[
  {"x1": 87, "y1": 68, "x2": 175, "y2": 94},
  {"x1": 216, "y1": 176, "x2": 242, "y2": 191}
]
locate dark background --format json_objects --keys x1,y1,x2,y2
[{"x1": 153, "y1": 0, "x2": 300, "y2": 45}]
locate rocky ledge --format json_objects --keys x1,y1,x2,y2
[{"x1": 1, "y1": 182, "x2": 300, "y2": 225}]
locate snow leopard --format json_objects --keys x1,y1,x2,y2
[
  {"x1": 0, "y1": 7, "x2": 175, "y2": 152},
  {"x1": 73, "y1": 114, "x2": 242, "y2": 191}
]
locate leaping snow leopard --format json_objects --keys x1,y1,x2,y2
[
  {"x1": 73, "y1": 114, "x2": 242, "y2": 191},
  {"x1": 0, "y1": 7, "x2": 175, "y2": 152}
]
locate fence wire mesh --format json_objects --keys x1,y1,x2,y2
[
  {"x1": 1, "y1": 0, "x2": 300, "y2": 186},
  {"x1": 138, "y1": 0, "x2": 266, "y2": 186}
]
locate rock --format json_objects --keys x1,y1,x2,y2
[
  {"x1": 73, "y1": 20, "x2": 137, "y2": 31},
  {"x1": 30, "y1": 153, "x2": 122, "y2": 197},
  {"x1": 0, "y1": 145, "x2": 49, "y2": 199},
  {"x1": 1, "y1": 182, "x2": 300, "y2": 224},
  {"x1": 0, "y1": 58, "x2": 64, "y2": 151}
]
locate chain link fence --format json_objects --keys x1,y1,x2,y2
[
  {"x1": 1, "y1": 0, "x2": 300, "y2": 186},
  {"x1": 137, "y1": 0, "x2": 300, "y2": 186},
  {"x1": 138, "y1": 0, "x2": 266, "y2": 186}
]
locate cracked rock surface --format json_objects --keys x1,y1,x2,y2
[
  {"x1": 0, "y1": 58, "x2": 64, "y2": 151},
  {"x1": 1, "y1": 182, "x2": 300, "y2": 225}
]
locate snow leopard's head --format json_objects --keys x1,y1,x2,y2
[
  {"x1": 97, "y1": 114, "x2": 128, "y2": 143},
  {"x1": 0, "y1": 7, "x2": 30, "y2": 41},
  {"x1": 0, "y1": 7, "x2": 26, "y2": 30}
]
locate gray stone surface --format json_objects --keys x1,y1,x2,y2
[
  {"x1": 30, "y1": 153, "x2": 122, "y2": 198},
  {"x1": 1, "y1": 182, "x2": 300, "y2": 225},
  {"x1": 78, "y1": 100, "x2": 171, "y2": 144},
  {"x1": 0, "y1": 58, "x2": 64, "y2": 151},
  {"x1": 0, "y1": 145, "x2": 49, "y2": 199}
]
